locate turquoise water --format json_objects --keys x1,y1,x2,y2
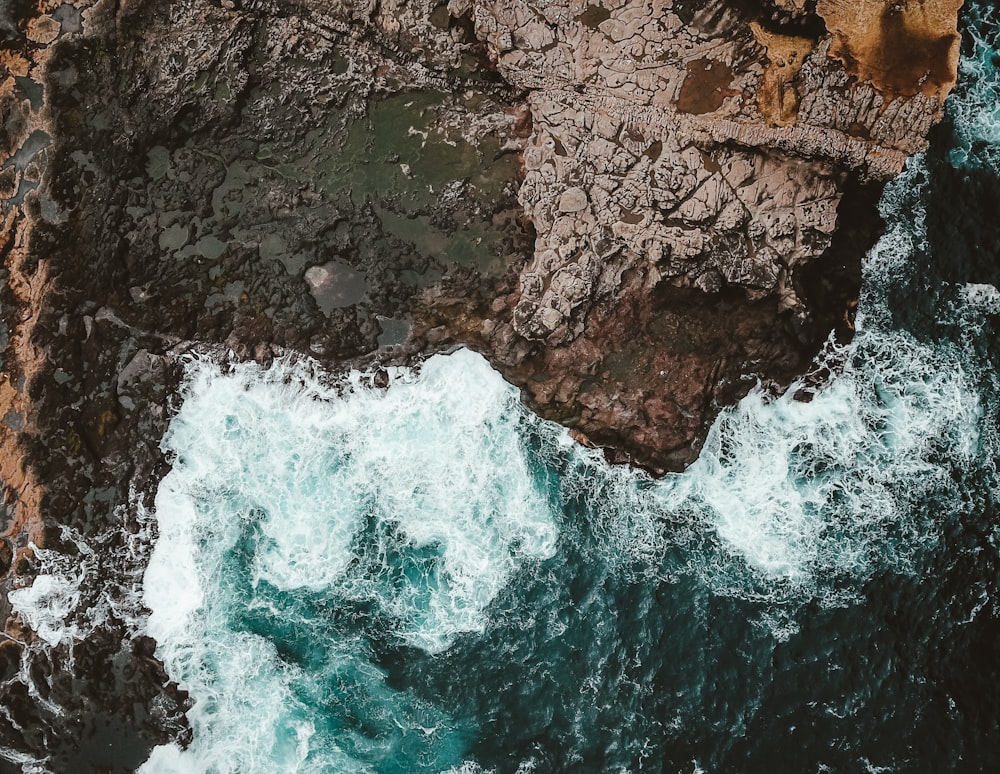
[{"x1": 129, "y1": 5, "x2": 1000, "y2": 771}]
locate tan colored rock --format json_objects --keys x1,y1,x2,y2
[
  {"x1": 25, "y1": 16, "x2": 61, "y2": 45},
  {"x1": 817, "y1": 0, "x2": 964, "y2": 99},
  {"x1": 558, "y1": 186, "x2": 589, "y2": 212},
  {"x1": 751, "y1": 22, "x2": 814, "y2": 127},
  {"x1": 0, "y1": 51, "x2": 31, "y2": 78}
]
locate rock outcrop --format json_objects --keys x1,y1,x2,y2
[
  {"x1": 818, "y1": 0, "x2": 964, "y2": 99},
  {"x1": 450, "y1": 0, "x2": 961, "y2": 470},
  {"x1": 0, "y1": 0, "x2": 964, "y2": 765}
]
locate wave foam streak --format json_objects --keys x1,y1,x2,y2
[
  {"x1": 671, "y1": 329, "x2": 980, "y2": 591},
  {"x1": 949, "y1": 3, "x2": 1000, "y2": 170},
  {"x1": 140, "y1": 313, "x2": 991, "y2": 770}
]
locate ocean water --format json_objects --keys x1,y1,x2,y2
[{"x1": 9, "y1": 4, "x2": 1000, "y2": 772}]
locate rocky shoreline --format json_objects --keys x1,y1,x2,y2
[{"x1": 0, "y1": 0, "x2": 964, "y2": 767}]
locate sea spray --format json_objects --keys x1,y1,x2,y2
[
  {"x1": 140, "y1": 316, "x2": 988, "y2": 772},
  {"x1": 949, "y1": 3, "x2": 1000, "y2": 171},
  {"x1": 7, "y1": 522, "x2": 155, "y2": 652},
  {"x1": 2, "y1": 518, "x2": 170, "y2": 773}
]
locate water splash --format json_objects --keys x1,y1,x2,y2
[
  {"x1": 140, "y1": 350, "x2": 557, "y2": 772},
  {"x1": 949, "y1": 3, "x2": 1000, "y2": 171},
  {"x1": 140, "y1": 307, "x2": 988, "y2": 772}
]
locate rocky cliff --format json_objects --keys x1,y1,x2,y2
[
  {"x1": 0, "y1": 0, "x2": 964, "y2": 766},
  {"x1": 456, "y1": 0, "x2": 962, "y2": 470}
]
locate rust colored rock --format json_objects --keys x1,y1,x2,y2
[
  {"x1": 677, "y1": 59, "x2": 735, "y2": 116},
  {"x1": 817, "y1": 0, "x2": 964, "y2": 99}
]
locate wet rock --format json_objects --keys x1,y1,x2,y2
[
  {"x1": 0, "y1": 638, "x2": 22, "y2": 682},
  {"x1": 0, "y1": 539, "x2": 12, "y2": 576},
  {"x1": 305, "y1": 261, "x2": 368, "y2": 315},
  {"x1": 12, "y1": 547, "x2": 35, "y2": 578},
  {"x1": 441, "y1": 0, "x2": 960, "y2": 468}
]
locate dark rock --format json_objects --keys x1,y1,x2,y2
[{"x1": 0, "y1": 540, "x2": 12, "y2": 576}]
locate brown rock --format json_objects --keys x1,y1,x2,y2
[
  {"x1": 751, "y1": 22, "x2": 815, "y2": 126},
  {"x1": 446, "y1": 0, "x2": 960, "y2": 468},
  {"x1": 677, "y1": 59, "x2": 735, "y2": 116},
  {"x1": 0, "y1": 539, "x2": 11, "y2": 575},
  {"x1": 25, "y1": 15, "x2": 61, "y2": 45},
  {"x1": 817, "y1": 0, "x2": 964, "y2": 99}
]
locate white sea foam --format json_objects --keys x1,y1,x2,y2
[
  {"x1": 0, "y1": 747, "x2": 48, "y2": 774},
  {"x1": 142, "y1": 322, "x2": 986, "y2": 770},
  {"x1": 7, "y1": 528, "x2": 118, "y2": 649},
  {"x1": 9, "y1": 570, "x2": 82, "y2": 648},
  {"x1": 667, "y1": 328, "x2": 980, "y2": 585},
  {"x1": 962, "y1": 282, "x2": 1000, "y2": 314},
  {"x1": 949, "y1": 4, "x2": 1000, "y2": 170},
  {"x1": 642, "y1": 150, "x2": 984, "y2": 589},
  {"x1": 141, "y1": 348, "x2": 557, "y2": 772}
]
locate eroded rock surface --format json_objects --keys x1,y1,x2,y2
[
  {"x1": 0, "y1": 0, "x2": 964, "y2": 766},
  {"x1": 456, "y1": 0, "x2": 960, "y2": 469},
  {"x1": 818, "y1": 0, "x2": 964, "y2": 99}
]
